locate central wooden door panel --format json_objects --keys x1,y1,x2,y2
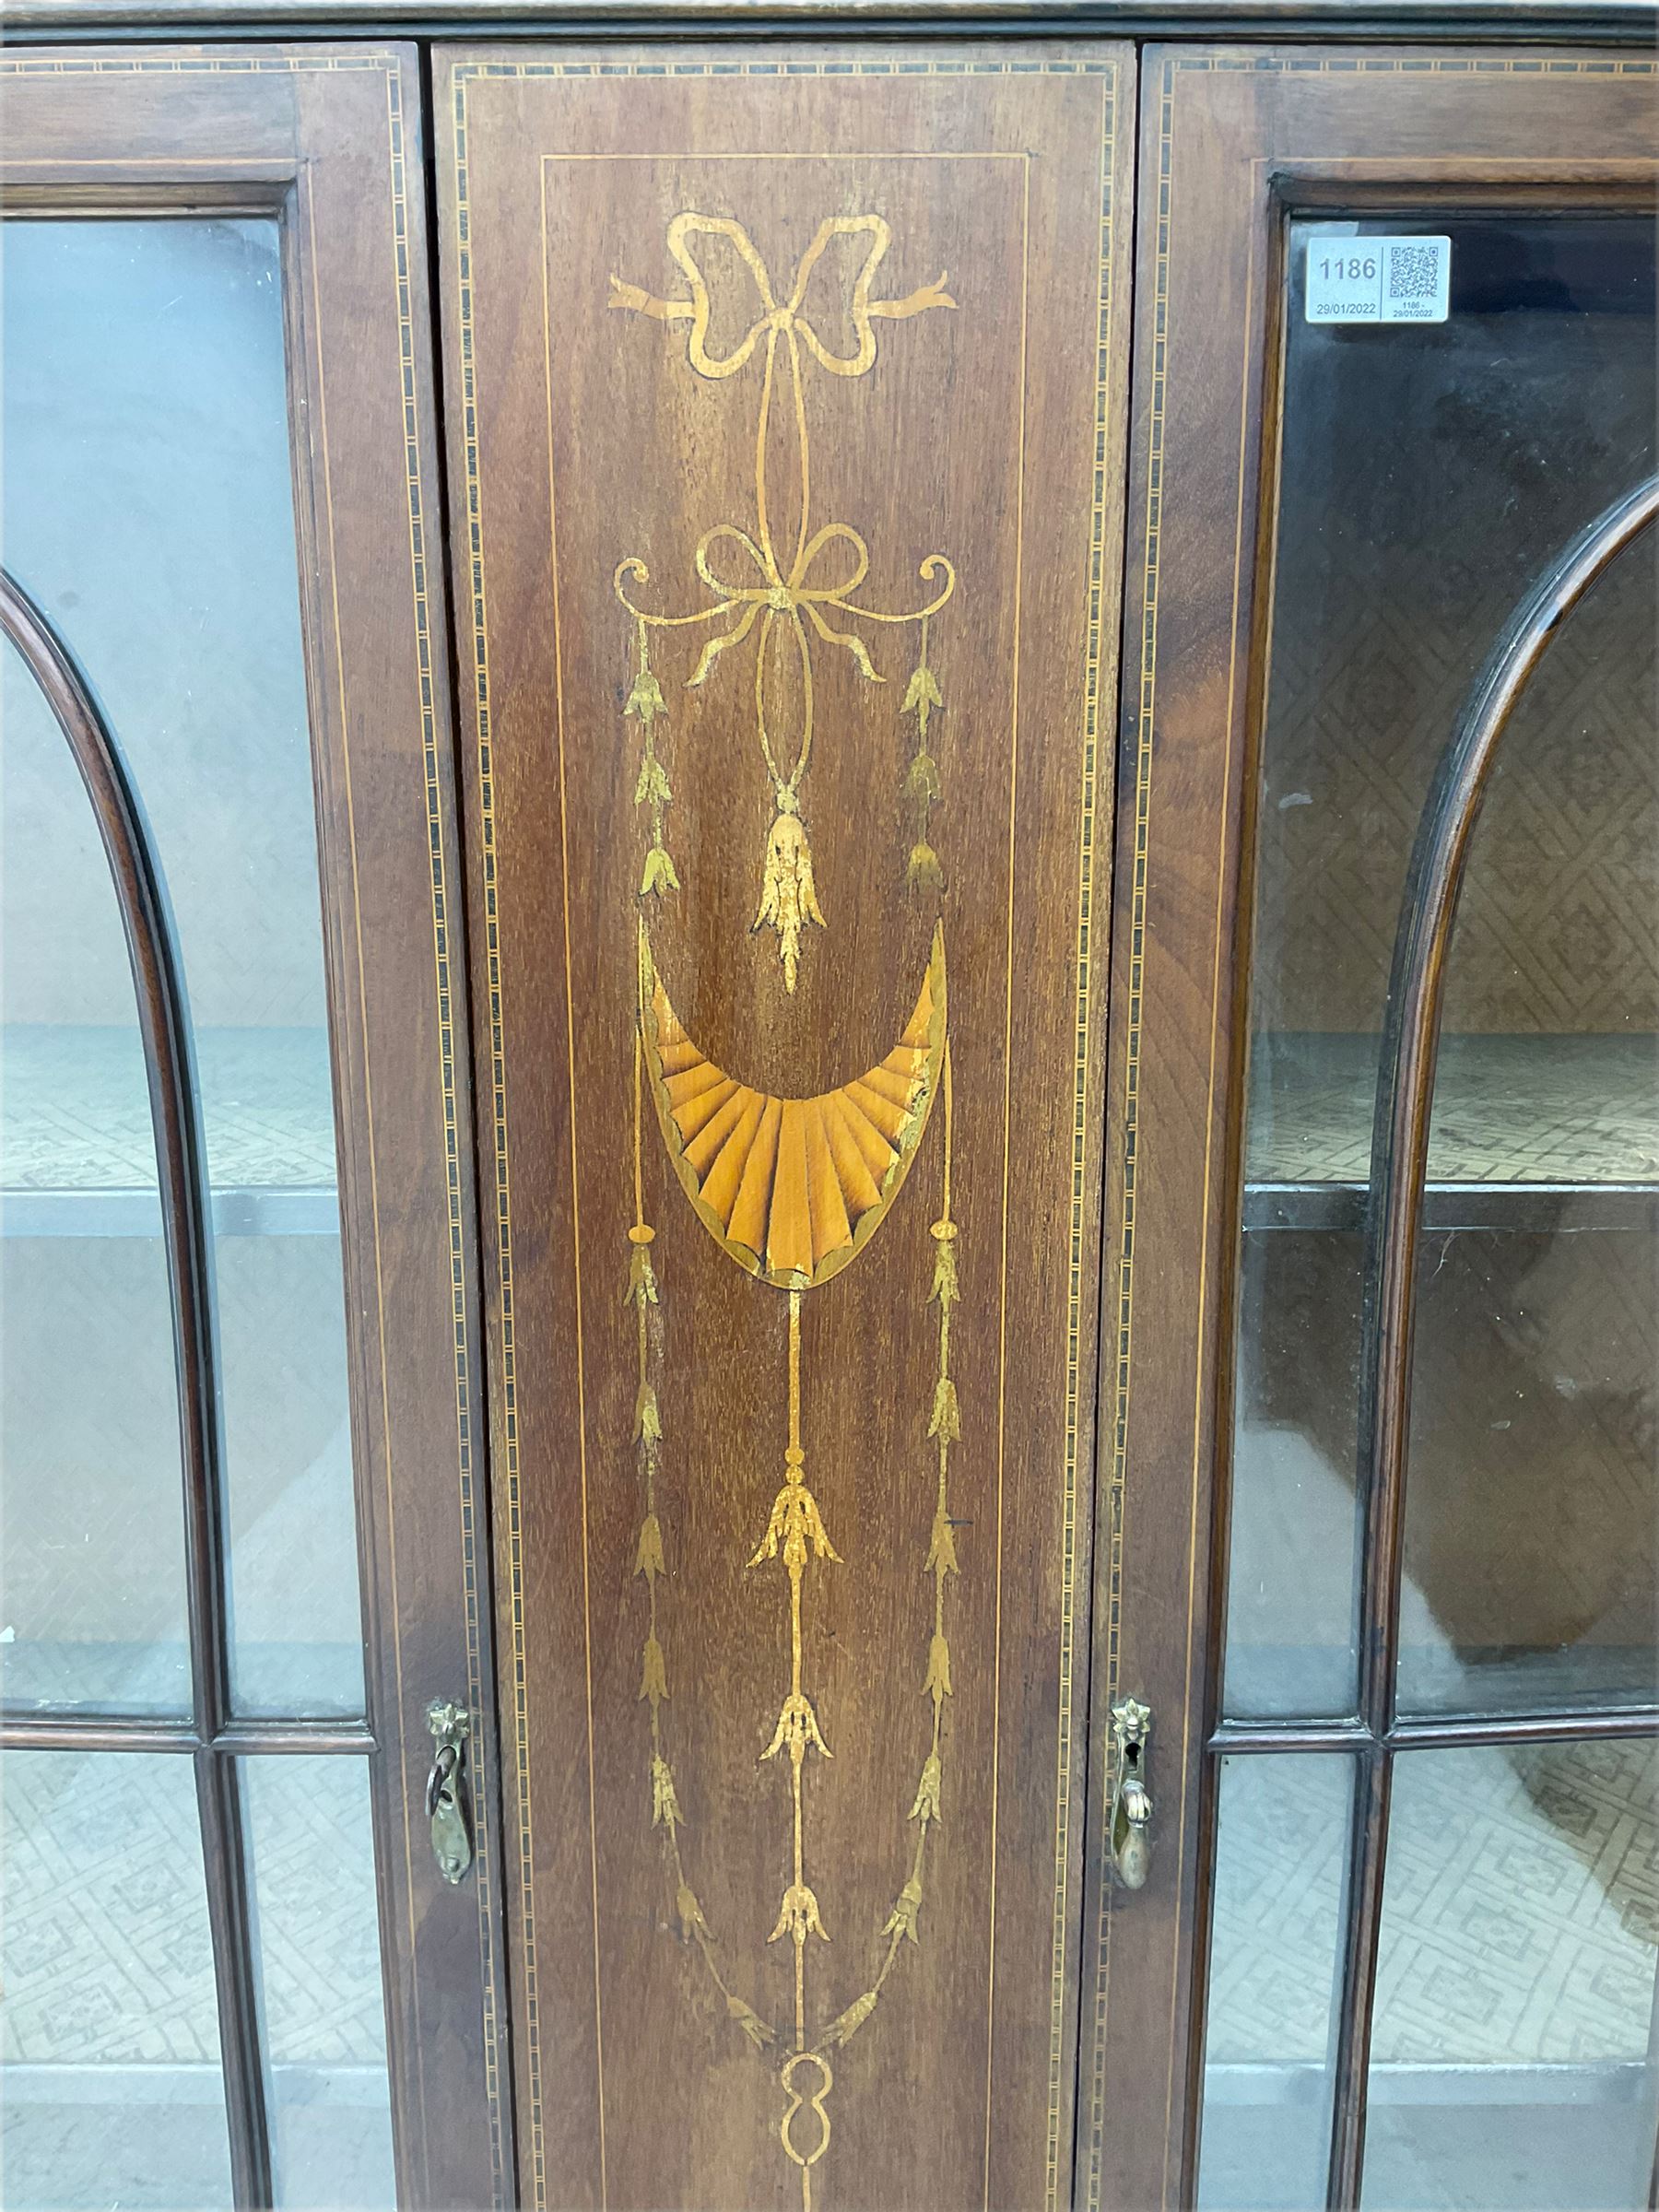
[{"x1": 438, "y1": 49, "x2": 1131, "y2": 2210}]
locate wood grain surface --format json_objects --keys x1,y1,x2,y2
[{"x1": 437, "y1": 45, "x2": 1131, "y2": 2212}]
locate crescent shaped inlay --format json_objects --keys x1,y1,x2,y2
[{"x1": 639, "y1": 922, "x2": 947, "y2": 1289}]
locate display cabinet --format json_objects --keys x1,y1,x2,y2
[{"x1": 0, "y1": 14, "x2": 1653, "y2": 2211}]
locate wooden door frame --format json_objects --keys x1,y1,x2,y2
[
  {"x1": 0, "y1": 49, "x2": 513, "y2": 2207},
  {"x1": 1078, "y1": 44, "x2": 1658, "y2": 2212}
]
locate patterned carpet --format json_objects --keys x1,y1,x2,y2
[
  {"x1": 1, "y1": 1749, "x2": 394, "y2": 2207},
  {"x1": 2, "y1": 1749, "x2": 387, "y2": 2072},
  {"x1": 1207, "y1": 1735, "x2": 1659, "y2": 2071}
]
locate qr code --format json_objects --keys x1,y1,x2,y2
[{"x1": 1386, "y1": 242, "x2": 1441, "y2": 302}]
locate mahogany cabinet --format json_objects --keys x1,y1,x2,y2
[{"x1": 0, "y1": 14, "x2": 1653, "y2": 2212}]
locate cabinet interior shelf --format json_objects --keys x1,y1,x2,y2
[
  {"x1": 9, "y1": 1028, "x2": 1656, "y2": 1240},
  {"x1": 1244, "y1": 1030, "x2": 1659, "y2": 1234},
  {"x1": 2, "y1": 1024, "x2": 339, "y2": 1240}
]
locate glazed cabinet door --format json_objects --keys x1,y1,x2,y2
[
  {"x1": 0, "y1": 50, "x2": 509, "y2": 2211},
  {"x1": 1083, "y1": 47, "x2": 1659, "y2": 2212},
  {"x1": 436, "y1": 46, "x2": 1131, "y2": 2212}
]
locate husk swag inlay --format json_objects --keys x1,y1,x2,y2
[{"x1": 619, "y1": 203, "x2": 966, "y2": 2212}]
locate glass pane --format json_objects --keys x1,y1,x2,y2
[
  {"x1": 218, "y1": 1242, "x2": 364, "y2": 1714},
  {"x1": 1227, "y1": 211, "x2": 1658, "y2": 1720},
  {"x1": 1229, "y1": 1229, "x2": 1362, "y2": 1717},
  {"x1": 0, "y1": 1748, "x2": 233, "y2": 2208},
  {"x1": 2, "y1": 217, "x2": 363, "y2": 1715},
  {"x1": 1197, "y1": 1754, "x2": 1353, "y2": 2212},
  {"x1": 1398, "y1": 543, "x2": 1659, "y2": 1715},
  {"x1": 241, "y1": 1758, "x2": 394, "y2": 2208},
  {"x1": 0, "y1": 641, "x2": 190, "y2": 1713},
  {"x1": 1363, "y1": 1741, "x2": 1659, "y2": 2212}
]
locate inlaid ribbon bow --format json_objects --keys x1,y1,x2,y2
[
  {"x1": 613, "y1": 207, "x2": 959, "y2": 992},
  {"x1": 678, "y1": 522, "x2": 952, "y2": 701},
  {"x1": 609, "y1": 212, "x2": 955, "y2": 381}
]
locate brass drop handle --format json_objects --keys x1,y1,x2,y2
[
  {"x1": 1110, "y1": 1698, "x2": 1153, "y2": 1890},
  {"x1": 426, "y1": 1699, "x2": 475, "y2": 1886}
]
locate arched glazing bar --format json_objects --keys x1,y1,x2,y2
[
  {"x1": 1328, "y1": 474, "x2": 1659, "y2": 2210},
  {"x1": 0, "y1": 567, "x2": 274, "y2": 2206}
]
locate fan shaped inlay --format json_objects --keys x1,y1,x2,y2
[{"x1": 639, "y1": 923, "x2": 947, "y2": 1288}]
